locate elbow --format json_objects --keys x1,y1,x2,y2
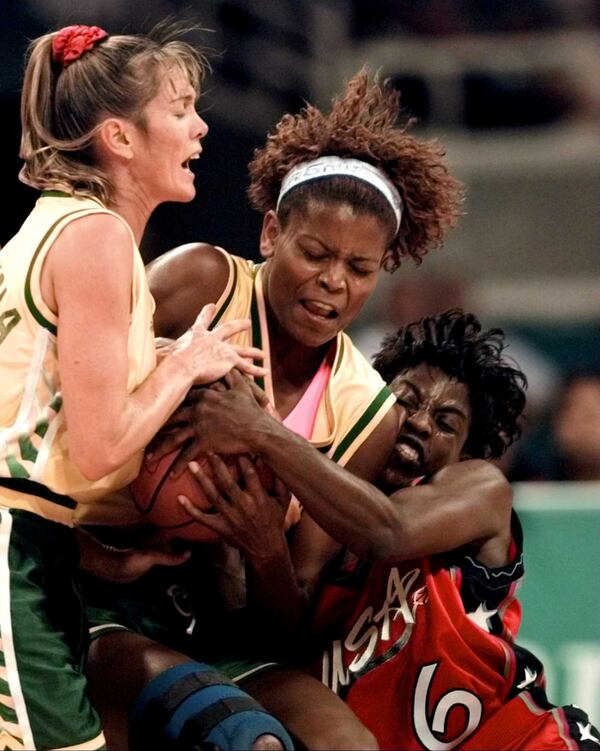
[
  {"x1": 361, "y1": 518, "x2": 410, "y2": 563},
  {"x1": 78, "y1": 466, "x2": 109, "y2": 482},
  {"x1": 363, "y1": 534, "x2": 405, "y2": 563},
  {"x1": 70, "y1": 446, "x2": 120, "y2": 482}
]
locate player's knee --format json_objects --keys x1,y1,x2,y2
[
  {"x1": 128, "y1": 662, "x2": 294, "y2": 751},
  {"x1": 252, "y1": 733, "x2": 286, "y2": 750}
]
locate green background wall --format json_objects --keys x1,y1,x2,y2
[{"x1": 514, "y1": 482, "x2": 600, "y2": 726}]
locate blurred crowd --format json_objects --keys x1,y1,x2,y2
[{"x1": 350, "y1": 0, "x2": 600, "y2": 37}]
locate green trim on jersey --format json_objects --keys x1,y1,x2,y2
[
  {"x1": 24, "y1": 209, "x2": 91, "y2": 335},
  {"x1": 48, "y1": 393, "x2": 63, "y2": 412},
  {"x1": 250, "y1": 283, "x2": 265, "y2": 391},
  {"x1": 210, "y1": 259, "x2": 238, "y2": 329},
  {"x1": 5, "y1": 455, "x2": 29, "y2": 479},
  {"x1": 41, "y1": 190, "x2": 70, "y2": 198},
  {"x1": 330, "y1": 384, "x2": 393, "y2": 463},
  {"x1": 17, "y1": 435, "x2": 38, "y2": 463},
  {"x1": 34, "y1": 418, "x2": 49, "y2": 438},
  {"x1": 0, "y1": 696, "x2": 18, "y2": 726}
]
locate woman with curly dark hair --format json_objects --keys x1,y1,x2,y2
[
  {"x1": 82, "y1": 69, "x2": 463, "y2": 750},
  {"x1": 144, "y1": 65, "x2": 463, "y2": 526},
  {"x1": 186, "y1": 310, "x2": 599, "y2": 750},
  {"x1": 246, "y1": 66, "x2": 462, "y2": 272}
]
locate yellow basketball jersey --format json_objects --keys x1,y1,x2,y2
[
  {"x1": 0, "y1": 193, "x2": 156, "y2": 525},
  {"x1": 199, "y1": 249, "x2": 397, "y2": 612},
  {"x1": 210, "y1": 248, "x2": 396, "y2": 466}
]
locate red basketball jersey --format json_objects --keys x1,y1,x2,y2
[{"x1": 311, "y1": 512, "x2": 547, "y2": 750}]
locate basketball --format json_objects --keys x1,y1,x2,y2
[
  {"x1": 130, "y1": 449, "x2": 238, "y2": 542},
  {"x1": 130, "y1": 449, "x2": 280, "y2": 542}
]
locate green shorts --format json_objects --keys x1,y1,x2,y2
[
  {"x1": 0, "y1": 507, "x2": 105, "y2": 750},
  {"x1": 83, "y1": 555, "x2": 276, "y2": 683}
]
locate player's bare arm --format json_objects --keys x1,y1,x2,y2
[
  {"x1": 251, "y1": 433, "x2": 511, "y2": 567},
  {"x1": 147, "y1": 242, "x2": 231, "y2": 338},
  {"x1": 185, "y1": 453, "x2": 318, "y2": 645},
  {"x1": 180, "y1": 451, "x2": 354, "y2": 645},
  {"x1": 380, "y1": 460, "x2": 512, "y2": 565},
  {"x1": 183, "y1": 371, "x2": 512, "y2": 565},
  {"x1": 49, "y1": 219, "x2": 263, "y2": 480}
]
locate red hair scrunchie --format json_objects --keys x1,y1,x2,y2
[{"x1": 52, "y1": 25, "x2": 108, "y2": 68}]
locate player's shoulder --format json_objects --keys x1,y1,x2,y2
[
  {"x1": 58, "y1": 210, "x2": 132, "y2": 249},
  {"x1": 147, "y1": 243, "x2": 229, "y2": 291},
  {"x1": 49, "y1": 212, "x2": 135, "y2": 278},
  {"x1": 147, "y1": 243, "x2": 232, "y2": 338}
]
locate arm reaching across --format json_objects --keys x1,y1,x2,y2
[
  {"x1": 176, "y1": 369, "x2": 513, "y2": 565},
  {"x1": 76, "y1": 528, "x2": 191, "y2": 584}
]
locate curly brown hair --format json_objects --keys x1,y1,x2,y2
[{"x1": 248, "y1": 68, "x2": 465, "y2": 271}]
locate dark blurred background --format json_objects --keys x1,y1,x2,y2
[{"x1": 3, "y1": 1, "x2": 599, "y2": 264}]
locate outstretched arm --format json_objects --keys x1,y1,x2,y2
[
  {"x1": 179, "y1": 373, "x2": 512, "y2": 563},
  {"x1": 251, "y1": 423, "x2": 512, "y2": 564},
  {"x1": 76, "y1": 528, "x2": 191, "y2": 584}
]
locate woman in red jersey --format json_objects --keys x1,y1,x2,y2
[{"x1": 184, "y1": 310, "x2": 599, "y2": 751}]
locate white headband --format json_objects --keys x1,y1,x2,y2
[{"x1": 276, "y1": 155, "x2": 403, "y2": 233}]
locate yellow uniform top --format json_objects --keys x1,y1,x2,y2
[
  {"x1": 211, "y1": 248, "x2": 396, "y2": 466},
  {"x1": 201, "y1": 248, "x2": 397, "y2": 611},
  {"x1": 0, "y1": 193, "x2": 156, "y2": 526}
]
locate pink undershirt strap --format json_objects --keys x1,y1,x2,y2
[{"x1": 282, "y1": 349, "x2": 333, "y2": 439}]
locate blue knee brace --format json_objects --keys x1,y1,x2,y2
[{"x1": 129, "y1": 662, "x2": 294, "y2": 751}]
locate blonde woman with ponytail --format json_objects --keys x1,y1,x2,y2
[{"x1": 0, "y1": 23, "x2": 270, "y2": 750}]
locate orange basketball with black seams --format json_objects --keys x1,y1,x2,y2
[
  {"x1": 130, "y1": 450, "x2": 279, "y2": 542},
  {"x1": 130, "y1": 449, "x2": 238, "y2": 542}
]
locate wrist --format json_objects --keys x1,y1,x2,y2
[
  {"x1": 251, "y1": 412, "x2": 290, "y2": 456},
  {"x1": 163, "y1": 348, "x2": 196, "y2": 386},
  {"x1": 248, "y1": 535, "x2": 289, "y2": 570}
]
